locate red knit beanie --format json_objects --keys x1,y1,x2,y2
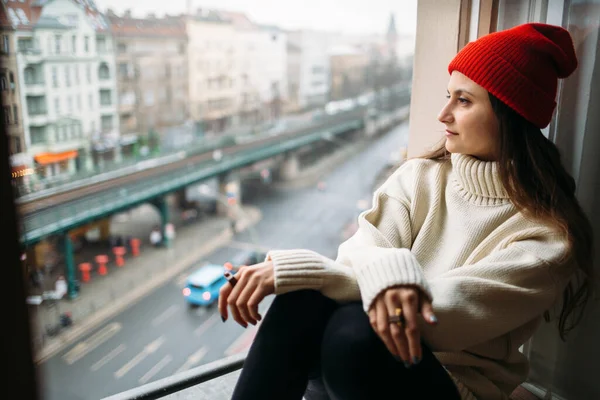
[{"x1": 448, "y1": 23, "x2": 578, "y2": 128}]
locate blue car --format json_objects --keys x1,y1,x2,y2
[{"x1": 183, "y1": 264, "x2": 227, "y2": 308}]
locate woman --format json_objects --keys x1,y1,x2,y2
[{"x1": 218, "y1": 23, "x2": 594, "y2": 400}]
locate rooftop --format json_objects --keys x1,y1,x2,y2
[{"x1": 0, "y1": 0, "x2": 109, "y2": 32}]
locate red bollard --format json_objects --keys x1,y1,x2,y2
[
  {"x1": 96, "y1": 254, "x2": 109, "y2": 275},
  {"x1": 79, "y1": 262, "x2": 92, "y2": 283},
  {"x1": 113, "y1": 246, "x2": 126, "y2": 267},
  {"x1": 130, "y1": 238, "x2": 141, "y2": 256}
]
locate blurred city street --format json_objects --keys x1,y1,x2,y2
[{"x1": 37, "y1": 120, "x2": 409, "y2": 400}]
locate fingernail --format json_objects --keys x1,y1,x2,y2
[
  {"x1": 429, "y1": 315, "x2": 438, "y2": 324},
  {"x1": 403, "y1": 360, "x2": 411, "y2": 368},
  {"x1": 413, "y1": 356, "x2": 420, "y2": 365},
  {"x1": 257, "y1": 315, "x2": 262, "y2": 321},
  {"x1": 221, "y1": 316, "x2": 226, "y2": 322}
]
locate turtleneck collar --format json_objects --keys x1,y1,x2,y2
[{"x1": 450, "y1": 153, "x2": 510, "y2": 205}]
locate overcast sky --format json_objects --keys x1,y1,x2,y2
[{"x1": 96, "y1": 0, "x2": 418, "y2": 36}]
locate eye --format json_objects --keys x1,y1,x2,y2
[
  {"x1": 445, "y1": 94, "x2": 451, "y2": 99},
  {"x1": 458, "y1": 97, "x2": 470, "y2": 104}
]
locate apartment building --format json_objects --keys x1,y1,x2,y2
[
  {"x1": 109, "y1": 11, "x2": 188, "y2": 148},
  {"x1": 0, "y1": 0, "x2": 120, "y2": 180}
]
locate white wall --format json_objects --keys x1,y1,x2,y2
[{"x1": 288, "y1": 30, "x2": 334, "y2": 108}]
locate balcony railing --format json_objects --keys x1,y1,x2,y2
[
  {"x1": 102, "y1": 352, "x2": 246, "y2": 400},
  {"x1": 18, "y1": 47, "x2": 42, "y2": 55}
]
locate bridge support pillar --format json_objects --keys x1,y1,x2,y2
[
  {"x1": 63, "y1": 233, "x2": 78, "y2": 300},
  {"x1": 279, "y1": 153, "x2": 300, "y2": 181},
  {"x1": 156, "y1": 196, "x2": 172, "y2": 248}
]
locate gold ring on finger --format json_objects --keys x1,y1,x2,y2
[{"x1": 388, "y1": 307, "x2": 405, "y2": 327}]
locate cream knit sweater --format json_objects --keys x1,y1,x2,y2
[{"x1": 266, "y1": 153, "x2": 575, "y2": 400}]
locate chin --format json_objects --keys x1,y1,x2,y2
[{"x1": 444, "y1": 139, "x2": 459, "y2": 154}]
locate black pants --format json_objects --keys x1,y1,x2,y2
[{"x1": 231, "y1": 290, "x2": 461, "y2": 400}]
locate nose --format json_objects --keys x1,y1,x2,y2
[{"x1": 437, "y1": 102, "x2": 453, "y2": 124}]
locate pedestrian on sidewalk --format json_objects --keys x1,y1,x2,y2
[
  {"x1": 54, "y1": 275, "x2": 67, "y2": 299},
  {"x1": 218, "y1": 23, "x2": 593, "y2": 400},
  {"x1": 149, "y1": 226, "x2": 162, "y2": 247}
]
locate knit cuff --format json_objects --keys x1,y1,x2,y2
[
  {"x1": 354, "y1": 248, "x2": 432, "y2": 312},
  {"x1": 267, "y1": 249, "x2": 325, "y2": 295}
]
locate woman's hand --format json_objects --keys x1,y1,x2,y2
[
  {"x1": 218, "y1": 261, "x2": 275, "y2": 327},
  {"x1": 368, "y1": 285, "x2": 437, "y2": 366}
]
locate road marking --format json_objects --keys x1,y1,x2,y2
[
  {"x1": 151, "y1": 305, "x2": 180, "y2": 327},
  {"x1": 90, "y1": 343, "x2": 126, "y2": 372},
  {"x1": 224, "y1": 326, "x2": 258, "y2": 356},
  {"x1": 139, "y1": 354, "x2": 173, "y2": 384},
  {"x1": 194, "y1": 313, "x2": 219, "y2": 337},
  {"x1": 62, "y1": 322, "x2": 122, "y2": 365},
  {"x1": 228, "y1": 241, "x2": 271, "y2": 254},
  {"x1": 175, "y1": 346, "x2": 208, "y2": 374},
  {"x1": 114, "y1": 336, "x2": 165, "y2": 379}
]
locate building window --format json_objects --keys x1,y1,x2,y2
[
  {"x1": 9, "y1": 72, "x2": 14, "y2": 90},
  {"x1": 88, "y1": 93, "x2": 94, "y2": 109},
  {"x1": 12, "y1": 105, "x2": 18, "y2": 124},
  {"x1": 84, "y1": 36, "x2": 89, "y2": 52},
  {"x1": 30, "y1": 126, "x2": 45, "y2": 145},
  {"x1": 67, "y1": 96, "x2": 73, "y2": 113},
  {"x1": 24, "y1": 68, "x2": 36, "y2": 86},
  {"x1": 52, "y1": 67, "x2": 58, "y2": 88},
  {"x1": 99, "y1": 89, "x2": 111, "y2": 106},
  {"x1": 2, "y1": 35, "x2": 9, "y2": 53},
  {"x1": 101, "y1": 115, "x2": 113, "y2": 131},
  {"x1": 74, "y1": 65, "x2": 79, "y2": 84},
  {"x1": 71, "y1": 35, "x2": 77, "y2": 53},
  {"x1": 55, "y1": 97, "x2": 60, "y2": 115},
  {"x1": 77, "y1": 94, "x2": 81, "y2": 111},
  {"x1": 14, "y1": 137, "x2": 21, "y2": 153},
  {"x1": 0, "y1": 76, "x2": 7, "y2": 91},
  {"x1": 3, "y1": 106, "x2": 11, "y2": 124},
  {"x1": 26, "y1": 96, "x2": 46, "y2": 115},
  {"x1": 54, "y1": 35, "x2": 62, "y2": 54},
  {"x1": 98, "y1": 63, "x2": 110, "y2": 80},
  {"x1": 65, "y1": 66, "x2": 71, "y2": 87},
  {"x1": 86, "y1": 64, "x2": 91, "y2": 83}
]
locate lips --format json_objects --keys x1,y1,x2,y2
[{"x1": 445, "y1": 129, "x2": 458, "y2": 135}]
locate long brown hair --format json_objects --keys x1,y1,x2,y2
[{"x1": 419, "y1": 93, "x2": 594, "y2": 341}]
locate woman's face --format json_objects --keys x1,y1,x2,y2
[{"x1": 437, "y1": 71, "x2": 500, "y2": 161}]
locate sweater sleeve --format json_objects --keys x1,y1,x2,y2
[
  {"x1": 417, "y1": 234, "x2": 574, "y2": 352},
  {"x1": 267, "y1": 160, "x2": 429, "y2": 303}
]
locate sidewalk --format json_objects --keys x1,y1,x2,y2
[{"x1": 31, "y1": 205, "x2": 262, "y2": 363}]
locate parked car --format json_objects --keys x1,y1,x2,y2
[{"x1": 182, "y1": 263, "x2": 227, "y2": 308}]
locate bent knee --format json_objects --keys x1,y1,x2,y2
[{"x1": 321, "y1": 304, "x2": 381, "y2": 368}]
